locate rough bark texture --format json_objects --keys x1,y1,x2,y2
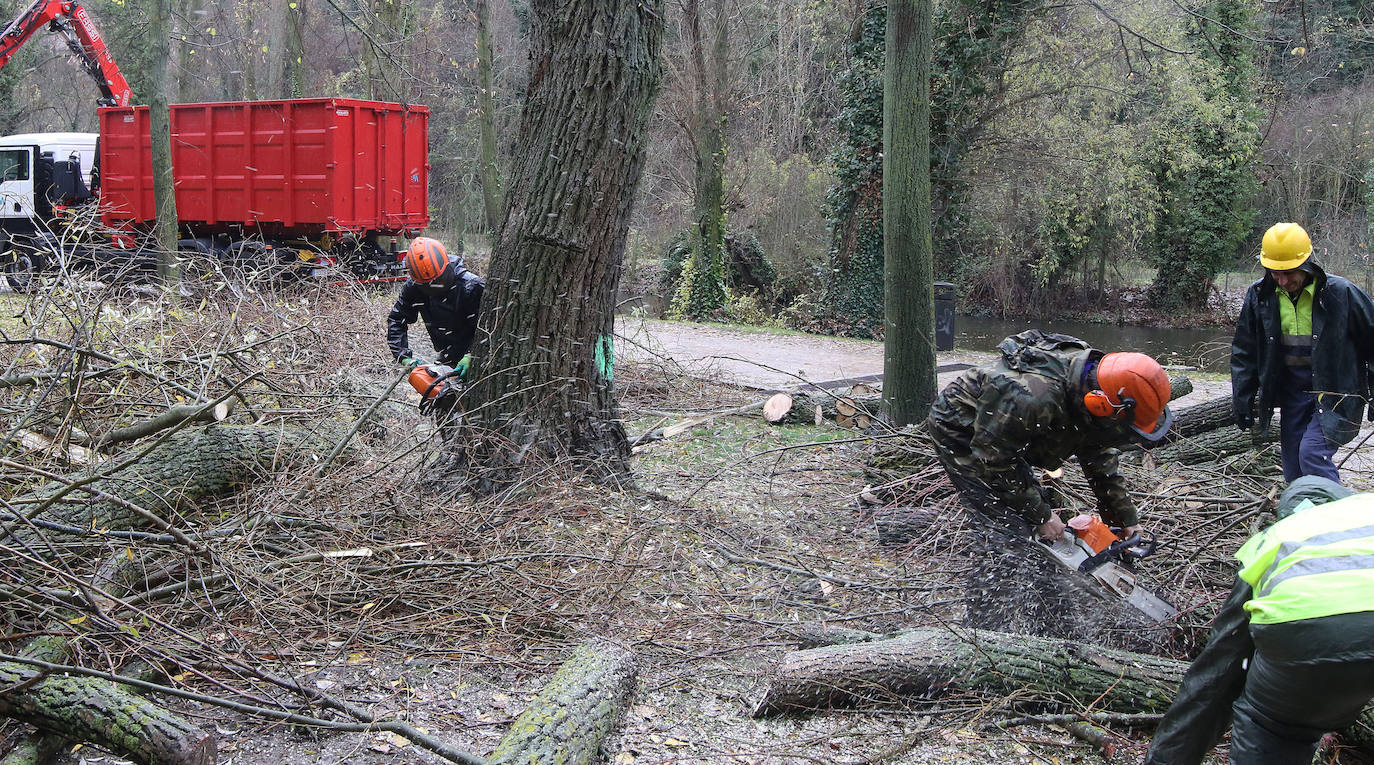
[
  {"x1": 1152, "y1": 423, "x2": 1279, "y2": 466},
  {"x1": 881, "y1": 0, "x2": 936, "y2": 426},
  {"x1": 486, "y1": 641, "x2": 638, "y2": 765},
  {"x1": 752, "y1": 627, "x2": 1188, "y2": 717},
  {"x1": 0, "y1": 662, "x2": 214, "y2": 765},
  {"x1": 4, "y1": 425, "x2": 345, "y2": 541},
  {"x1": 458, "y1": 0, "x2": 665, "y2": 492},
  {"x1": 1166, "y1": 395, "x2": 1233, "y2": 442}
]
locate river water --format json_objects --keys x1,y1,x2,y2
[{"x1": 954, "y1": 315, "x2": 1234, "y2": 372}]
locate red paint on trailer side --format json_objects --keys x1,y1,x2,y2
[{"x1": 97, "y1": 98, "x2": 429, "y2": 237}]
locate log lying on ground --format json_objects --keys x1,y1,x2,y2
[
  {"x1": 763, "y1": 391, "x2": 881, "y2": 427},
  {"x1": 0, "y1": 660, "x2": 215, "y2": 765},
  {"x1": 1151, "y1": 422, "x2": 1279, "y2": 466},
  {"x1": 1167, "y1": 396, "x2": 1233, "y2": 442},
  {"x1": 1167, "y1": 375, "x2": 1193, "y2": 401},
  {"x1": 752, "y1": 627, "x2": 1188, "y2": 717},
  {"x1": 4, "y1": 424, "x2": 347, "y2": 540},
  {"x1": 486, "y1": 641, "x2": 638, "y2": 765}
]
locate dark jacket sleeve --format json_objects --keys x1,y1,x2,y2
[
  {"x1": 1144, "y1": 578, "x2": 1255, "y2": 765},
  {"x1": 1231, "y1": 284, "x2": 1263, "y2": 427},
  {"x1": 1076, "y1": 447, "x2": 1137, "y2": 527},
  {"x1": 1344, "y1": 282, "x2": 1374, "y2": 421},
  {"x1": 386, "y1": 284, "x2": 421, "y2": 362}
]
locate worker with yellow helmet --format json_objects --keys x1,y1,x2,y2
[{"x1": 1231, "y1": 222, "x2": 1374, "y2": 482}]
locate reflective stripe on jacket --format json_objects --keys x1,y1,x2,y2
[{"x1": 1237, "y1": 493, "x2": 1374, "y2": 625}]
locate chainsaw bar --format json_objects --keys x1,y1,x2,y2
[{"x1": 1035, "y1": 535, "x2": 1178, "y2": 623}]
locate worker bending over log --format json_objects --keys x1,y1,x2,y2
[
  {"x1": 926, "y1": 330, "x2": 1173, "y2": 637},
  {"x1": 1146, "y1": 477, "x2": 1374, "y2": 764}
]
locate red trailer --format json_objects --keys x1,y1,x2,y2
[{"x1": 100, "y1": 98, "x2": 428, "y2": 237}]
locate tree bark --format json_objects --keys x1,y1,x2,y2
[
  {"x1": 147, "y1": 0, "x2": 180, "y2": 279},
  {"x1": 476, "y1": 0, "x2": 504, "y2": 232},
  {"x1": 486, "y1": 642, "x2": 637, "y2": 765},
  {"x1": 457, "y1": 0, "x2": 665, "y2": 491},
  {"x1": 89, "y1": 403, "x2": 232, "y2": 449},
  {"x1": 0, "y1": 661, "x2": 215, "y2": 765},
  {"x1": 3, "y1": 425, "x2": 344, "y2": 543},
  {"x1": 881, "y1": 0, "x2": 935, "y2": 426},
  {"x1": 1152, "y1": 423, "x2": 1279, "y2": 466},
  {"x1": 752, "y1": 627, "x2": 1187, "y2": 717},
  {"x1": 1167, "y1": 396, "x2": 1234, "y2": 441}
]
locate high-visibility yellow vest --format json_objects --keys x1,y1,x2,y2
[{"x1": 1236, "y1": 493, "x2": 1374, "y2": 625}]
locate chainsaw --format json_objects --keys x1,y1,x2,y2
[
  {"x1": 1035, "y1": 513, "x2": 1177, "y2": 622},
  {"x1": 407, "y1": 363, "x2": 463, "y2": 414}
]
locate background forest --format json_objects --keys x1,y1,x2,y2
[{"x1": 1, "y1": 0, "x2": 1370, "y2": 334}]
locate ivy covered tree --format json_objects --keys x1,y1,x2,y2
[
  {"x1": 1145, "y1": 0, "x2": 1259, "y2": 310},
  {"x1": 822, "y1": 1, "x2": 885, "y2": 337}
]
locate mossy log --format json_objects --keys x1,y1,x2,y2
[
  {"x1": 486, "y1": 641, "x2": 637, "y2": 765},
  {"x1": 1152, "y1": 423, "x2": 1279, "y2": 466},
  {"x1": 5, "y1": 424, "x2": 345, "y2": 540},
  {"x1": 752, "y1": 627, "x2": 1187, "y2": 717},
  {"x1": 0, "y1": 661, "x2": 214, "y2": 764}
]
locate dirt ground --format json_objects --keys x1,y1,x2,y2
[{"x1": 0, "y1": 300, "x2": 1302, "y2": 765}]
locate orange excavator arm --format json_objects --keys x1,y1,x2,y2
[{"x1": 0, "y1": 0, "x2": 132, "y2": 107}]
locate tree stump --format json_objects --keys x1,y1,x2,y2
[{"x1": 486, "y1": 641, "x2": 638, "y2": 765}]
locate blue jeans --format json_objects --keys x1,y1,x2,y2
[{"x1": 1278, "y1": 372, "x2": 1340, "y2": 483}]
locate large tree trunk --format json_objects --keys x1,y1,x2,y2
[
  {"x1": 0, "y1": 661, "x2": 215, "y2": 765},
  {"x1": 1152, "y1": 423, "x2": 1279, "y2": 466},
  {"x1": 881, "y1": 0, "x2": 935, "y2": 426},
  {"x1": 486, "y1": 642, "x2": 637, "y2": 765},
  {"x1": 1167, "y1": 395, "x2": 1235, "y2": 441},
  {"x1": 753, "y1": 627, "x2": 1189, "y2": 717},
  {"x1": 456, "y1": 0, "x2": 665, "y2": 491}
]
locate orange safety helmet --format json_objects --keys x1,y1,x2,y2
[
  {"x1": 1084, "y1": 352, "x2": 1174, "y2": 442},
  {"x1": 406, "y1": 237, "x2": 450, "y2": 284}
]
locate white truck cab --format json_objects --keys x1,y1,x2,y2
[{"x1": 0, "y1": 132, "x2": 98, "y2": 231}]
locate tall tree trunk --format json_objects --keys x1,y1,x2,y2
[
  {"x1": 671, "y1": 0, "x2": 729, "y2": 319},
  {"x1": 455, "y1": 0, "x2": 665, "y2": 491},
  {"x1": 881, "y1": 0, "x2": 934, "y2": 425},
  {"x1": 175, "y1": 0, "x2": 206, "y2": 102},
  {"x1": 476, "y1": 0, "x2": 504, "y2": 232},
  {"x1": 147, "y1": 0, "x2": 179, "y2": 282},
  {"x1": 283, "y1": 0, "x2": 307, "y2": 98}
]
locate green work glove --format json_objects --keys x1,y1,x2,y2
[
  {"x1": 401, "y1": 356, "x2": 424, "y2": 370},
  {"x1": 454, "y1": 353, "x2": 473, "y2": 379}
]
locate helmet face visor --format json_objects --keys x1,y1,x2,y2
[{"x1": 1129, "y1": 405, "x2": 1173, "y2": 444}]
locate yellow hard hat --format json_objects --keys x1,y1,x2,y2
[{"x1": 1260, "y1": 222, "x2": 1312, "y2": 271}]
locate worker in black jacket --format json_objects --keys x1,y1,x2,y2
[
  {"x1": 1231, "y1": 222, "x2": 1374, "y2": 482},
  {"x1": 385, "y1": 237, "x2": 485, "y2": 376}
]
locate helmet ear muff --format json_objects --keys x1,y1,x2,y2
[{"x1": 1083, "y1": 390, "x2": 1117, "y2": 418}]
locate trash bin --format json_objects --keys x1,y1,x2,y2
[{"x1": 934, "y1": 282, "x2": 955, "y2": 351}]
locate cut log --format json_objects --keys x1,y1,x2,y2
[
  {"x1": 752, "y1": 627, "x2": 1188, "y2": 717},
  {"x1": 763, "y1": 393, "x2": 793, "y2": 424},
  {"x1": 90, "y1": 403, "x2": 233, "y2": 449},
  {"x1": 850, "y1": 382, "x2": 878, "y2": 397},
  {"x1": 1152, "y1": 423, "x2": 1279, "y2": 466},
  {"x1": 762, "y1": 392, "x2": 882, "y2": 426},
  {"x1": 486, "y1": 641, "x2": 638, "y2": 765},
  {"x1": 1168, "y1": 375, "x2": 1193, "y2": 402},
  {"x1": 1166, "y1": 396, "x2": 1234, "y2": 442},
  {"x1": 4, "y1": 424, "x2": 346, "y2": 545},
  {"x1": 0, "y1": 661, "x2": 215, "y2": 765}
]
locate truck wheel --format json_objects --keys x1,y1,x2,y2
[{"x1": 4, "y1": 249, "x2": 47, "y2": 293}]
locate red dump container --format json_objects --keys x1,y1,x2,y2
[{"x1": 98, "y1": 98, "x2": 429, "y2": 237}]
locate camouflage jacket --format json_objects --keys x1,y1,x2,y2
[{"x1": 927, "y1": 331, "x2": 1139, "y2": 528}]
